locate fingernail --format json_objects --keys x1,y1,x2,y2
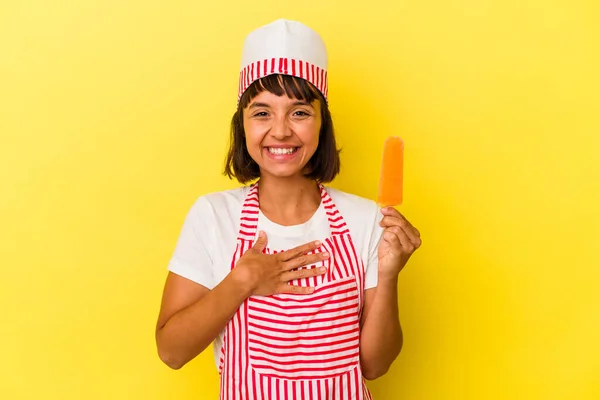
[
  {"x1": 314, "y1": 240, "x2": 321, "y2": 247},
  {"x1": 319, "y1": 267, "x2": 327, "y2": 273},
  {"x1": 322, "y1": 252, "x2": 330, "y2": 258}
]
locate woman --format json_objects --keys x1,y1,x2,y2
[{"x1": 156, "y1": 19, "x2": 421, "y2": 399}]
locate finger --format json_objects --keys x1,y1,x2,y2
[
  {"x1": 387, "y1": 222, "x2": 421, "y2": 247},
  {"x1": 412, "y1": 236, "x2": 422, "y2": 248},
  {"x1": 281, "y1": 266, "x2": 327, "y2": 282},
  {"x1": 277, "y1": 284, "x2": 315, "y2": 295},
  {"x1": 252, "y1": 231, "x2": 268, "y2": 253},
  {"x1": 382, "y1": 230, "x2": 401, "y2": 249},
  {"x1": 387, "y1": 226, "x2": 415, "y2": 252},
  {"x1": 380, "y1": 215, "x2": 420, "y2": 238},
  {"x1": 283, "y1": 251, "x2": 329, "y2": 271},
  {"x1": 396, "y1": 224, "x2": 421, "y2": 248},
  {"x1": 380, "y1": 206, "x2": 402, "y2": 218},
  {"x1": 279, "y1": 240, "x2": 322, "y2": 261},
  {"x1": 379, "y1": 216, "x2": 403, "y2": 228}
]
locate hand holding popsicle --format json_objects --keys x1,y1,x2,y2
[{"x1": 376, "y1": 137, "x2": 421, "y2": 278}]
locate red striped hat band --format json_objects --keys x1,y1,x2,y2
[{"x1": 238, "y1": 57, "x2": 328, "y2": 103}]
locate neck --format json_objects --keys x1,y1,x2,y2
[{"x1": 257, "y1": 175, "x2": 322, "y2": 226}]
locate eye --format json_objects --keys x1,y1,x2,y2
[
  {"x1": 293, "y1": 110, "x2": 310, "y2": 117},
  {"x1": 253, "y1": 111, "x2": 269, "y2": 117}
]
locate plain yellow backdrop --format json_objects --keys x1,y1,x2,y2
[{"x1": 1, "y1": 0, "x2": 599, "y2": 399}]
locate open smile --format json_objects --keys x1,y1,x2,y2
[{"x1": 265, "y1": 147, "x2": 300, "y2": 155}]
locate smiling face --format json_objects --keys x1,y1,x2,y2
[
  {"x1": 243, "y1": 90, "x2": 322, "y2": 180},
  {"x1": 224, "y1": 74, "x2": 340, "y2": 184}
]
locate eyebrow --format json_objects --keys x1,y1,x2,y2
[
  {"x1": 292, "y1": 101, "x2": 313, "y2": 107},
  {"x1": 248, "y1": 102, "x2": 270, "y2": 109},
  {"x1": 248, "y1": 100, "x2": 313, "y2": 109}
]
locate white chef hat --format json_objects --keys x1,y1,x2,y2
[{"x1": 238, "y1": 19, "x2": 328, "y2": 103}]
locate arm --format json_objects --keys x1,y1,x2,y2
[
  {"x1": 155, "y1": 270, "x2": 251, "y2": 370},
  {"x1": 359, "y1": 207, "x2": 421, "y2": 380},
  {"x1": 359, "y1": 277, "x2": 403, "y2": 380},
  {"x1": 155, "y1": 196, "x2": 238, "y2": 370}
]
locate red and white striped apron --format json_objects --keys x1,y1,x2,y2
[{"x1": 218, "y1": 183, "x2": 373, "y2": 400}]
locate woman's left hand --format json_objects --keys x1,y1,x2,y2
[{"x1": 377, "y1": 207, "x2": 422, "y2": 279}]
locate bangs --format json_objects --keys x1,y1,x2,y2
[{"x1": 239, "y1": 74, "x2": 323, "y2": 109}]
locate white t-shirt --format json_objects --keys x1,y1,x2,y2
[{"x1": 167, "y1": 185, "x2": 384, "y2": 366}]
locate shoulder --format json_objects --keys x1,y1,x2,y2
[
  {"x1": 185, "y1": 186, "x2": 250, "y2": 224},
  {"x1": 202, "y1": 186, "x2": 249, "y2": 205},
  {"x1": 324, "y1": 186, "x2": 382, "y2": 247},
  {"x1": 324, "y1": 186, "x2": 380, "y2": 222},
  {"x1": 323, "y1": 187, "x2": 384, "y2": 277}
]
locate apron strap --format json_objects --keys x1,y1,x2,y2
[
  {"x1": 237, "y1": 184, "x2": 260, "y2": 242},
  {"x1": 319, "y1": 184, "x2": 350, "y2": 236}
]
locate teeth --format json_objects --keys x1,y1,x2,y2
[{"x1": 268, "y1": 147, "x2": 297, "y2": 155}]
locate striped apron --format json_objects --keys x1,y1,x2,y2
[{"x1": 218, "y1": 183, "x2": 373, "y2": 400}]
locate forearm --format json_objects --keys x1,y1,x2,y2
[
  {"x1": 156, "y1": 271, "x2": 251, "y2": 369},
  {"x1": 359, "y1": 274, "x2": 403, "y2": 380}
]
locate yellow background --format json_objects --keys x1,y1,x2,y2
[{"x1": 1, "y1": 0, "x2": 599, "y2": 399}]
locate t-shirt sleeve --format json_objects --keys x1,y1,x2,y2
[
  {"x1": 167, "y1": 196, "x2": 216, "y2": 289},
  {"x1": 364, "y1": 203, "x2": 384, "y2": 290}
]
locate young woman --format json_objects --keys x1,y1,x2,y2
[{"x1": 156, "y1": 19, "x2": 421, "y2": 400}]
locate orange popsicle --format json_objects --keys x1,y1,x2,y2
[{"x1": 377, "y1": 136, "x2": 404, "y2": 206}]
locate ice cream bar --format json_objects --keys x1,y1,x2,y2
[{"x1": 377, "y1": 136, "x2": 404, "y2": 206}]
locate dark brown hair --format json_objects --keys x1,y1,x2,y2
[{"x1": 224, "y1": 74, "x2": 341, "y2": 184}]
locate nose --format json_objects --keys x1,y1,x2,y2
[{"x1": 270, "y1": 115, "x2": 292, "y2": 140}]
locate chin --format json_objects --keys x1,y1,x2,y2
[{"x1": 261, "y1": 167, "x2": 306, "y2": 180}]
